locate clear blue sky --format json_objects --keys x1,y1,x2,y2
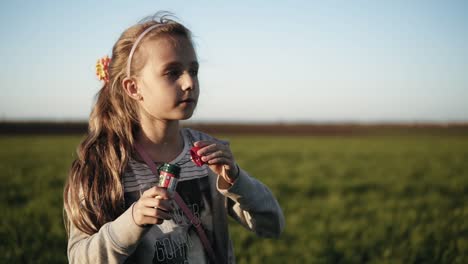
[{"x1": 1, "y1": 0, "x2": 467, "y2": 123}]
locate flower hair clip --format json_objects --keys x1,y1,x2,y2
[{"x1": 96, "y1": 55, "x2": 111, "y2": 83}]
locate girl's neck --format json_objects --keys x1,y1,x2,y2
[{"x1": 136, "y1": 119, "x2": 184, "y2": 163}]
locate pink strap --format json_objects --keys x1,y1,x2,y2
[
  {"x1": 134, "y1": 142, "x2": 218, "y2": 263},
  {"x1": 173, "y1": 194, "x2": 218, "y2": 264}
]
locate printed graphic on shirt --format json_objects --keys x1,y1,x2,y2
[
  {"x1": 152, "y1": 226, "x2": 193, "y2": 263},
  {"x1": 152, "y1": 176, "x2": 213, "y2": 264}
]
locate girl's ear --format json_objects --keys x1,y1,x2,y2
[{"x1": 122, "y1": 78, "x2": 142, "y2": 100}]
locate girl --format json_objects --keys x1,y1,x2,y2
[{"x1": 63, "y1": 12, "x2": 284, "y2": 264}]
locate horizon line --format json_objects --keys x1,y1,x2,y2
[{"x1": 1, "y1": 119, "x2": 468, "y2": 126}]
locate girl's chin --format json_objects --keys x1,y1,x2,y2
[
  {"x1": 179, "y1": 115, "x2": 194, "y2": 120},
  {"x1": 174, "y1": 110, "x2": 196, "y2": 120},
  {"x1": 150, "y1": 107, "x2": 196, "y2": 121}
]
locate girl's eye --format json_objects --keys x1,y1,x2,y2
[
  {"x1": 189, "y1": 69, "x2": 198, "y2": 77},
  {"x1": 166, "y1": 70, "x2": 181, "y2": 79}
]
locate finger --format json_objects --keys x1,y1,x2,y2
[
  {"x1": 196, "y1": 143, "x2": 218, "y2": 156},
  {"x1": 141, "y1": 207, "x2": 173, "y2": 220},
  {"x1": 140, "y1": 207, "x2": 157, "y2": 218},
  {"x1": 202, "y1": 150, "x2": 231, "y2": 162},
  {"x1": 142, "y1": 186, "x2": 171, "y2": 199},
  {"x1": 200, "y1": 144, "x2": 231, "y2": 157},
  {"x1": 141, "y1": 197, "x2": 174, "y2": 212},
  {"x1": 207, "y1": 156, "x2": 234, "y2": 167}
]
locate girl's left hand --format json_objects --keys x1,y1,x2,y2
[{"x1": 193, "y1": 140, "x2": 239, "y2": 184}]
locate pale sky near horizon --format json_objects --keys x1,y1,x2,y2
[{"x1": 1, "y1": 0, "x2": 467, "y2": 123}]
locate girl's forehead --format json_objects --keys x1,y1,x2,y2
[{"x1": 141, "y1": 36, "x2": 196, "y2": 62}]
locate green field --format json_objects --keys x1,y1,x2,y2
[{"x1": 1, "y1": 134, "x2": 468, "y2": 263}]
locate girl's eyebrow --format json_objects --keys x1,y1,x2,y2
[{"x1": 161, "y1": 61, "x2": 199, "y2": 69}]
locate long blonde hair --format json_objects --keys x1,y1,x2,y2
[{"x1": 63, "y1": 12, "x2": 193, "y2": 235}]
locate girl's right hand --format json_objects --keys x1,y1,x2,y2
[{"x1": 132, "y1": 186, "x2": 174, "y2": 226}]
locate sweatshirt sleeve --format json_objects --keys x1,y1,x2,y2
[
  {"x1": 67, "y1": 203, "x2": 150, "y2": 264},
  {"x1": 216, "y1": 168, "x2": 285, "y2": 238}
]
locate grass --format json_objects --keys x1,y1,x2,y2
[{"x1": 1, "y1": 134, "x2": 468, "y2": 263}]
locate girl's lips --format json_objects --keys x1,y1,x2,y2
[
  {"x1": 179, "y1": 98, "x2": 196, "y2": 103},
  {"x1": 178, "y1": 99, "x2": 196, "y2": 107}
]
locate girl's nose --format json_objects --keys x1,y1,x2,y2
[{"x1": 181, "y1": 72, "x2": 196, "y2": 91}]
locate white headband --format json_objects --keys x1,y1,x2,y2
[{"x1": 126, "y1": 24, "x2": 162, "y2": 77}]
